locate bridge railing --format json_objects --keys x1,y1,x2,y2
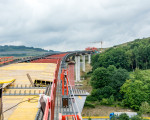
[{"x1": 43, "y1": 59, "x2": 61, "y2": 120}]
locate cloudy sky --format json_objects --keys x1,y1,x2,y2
[{"x1": 0, "y1": 0, "x2": 150, "y2": 51}]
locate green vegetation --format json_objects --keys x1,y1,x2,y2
[
  {"x1": 0, "y1": 45, "x2": 48, "y2": 52},
  {"x1": 86, "y1": 37, "x2": 150, "y2": 116},
  {"x1": 111, "y1": 113, "x2": 142, "y2": 120},
  {"x1": 121, "y1": 69, "x2": 150, "y2": 110},
  {"x1": 0, "y1": 45, "x2": 55, "y2": 57},
  {"x1": 88, "y1": 65, "x2": 129, "y2": 102},
  {"x1": 84, "y1": 101, "x2": 95, "y2": 108},
  {"x1": 139, "y1": 102, "x2": 150, "y2": 114},
  {"x1": 92, "y1": 37, "x2": 150, "y2": 71}
]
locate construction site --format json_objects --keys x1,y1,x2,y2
[{"x1": 0, "y1": 51, "x2": 93, "y2": 120}]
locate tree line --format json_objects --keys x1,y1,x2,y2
[{"x1": 92, "y1": 38, "x2": 150, "y2": 71}]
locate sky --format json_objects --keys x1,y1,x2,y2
[{"x1": 0, "y1": 0, "x2": 150, "y2": 51}]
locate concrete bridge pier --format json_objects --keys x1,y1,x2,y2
[
  {"x1": 82, "y1": 55, "x2": 85, "y2": 72},
  {"x1": 68, "y1": 61, "x2": 75, "y2": 87},
  {"x1": 88, "y1": 54, "x2": 91, "y2": 64},
  {"x1": 75, "y1": 55, "x2": 80, "y2": 82}
]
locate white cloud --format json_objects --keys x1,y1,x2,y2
[{"x1": 0, "y1": 0, "x2": 150, "y2": 51}]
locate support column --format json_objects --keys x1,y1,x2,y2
[
  {"x1": 68, "y1": 61, "x2": 75, "y2": 87},
  {"x1": 75, "y1": 55, "x2": 81, "y2": 82},
  {"x1": 88, "y1": 54, "x2": 91, "y2": 64},
  {"x1": 75, "y1": 56, "x2": 78, "y2": 82},
  {"x1": 82, "y1": 55, "x2": 85, "y2": 72},
  {"x1": 77, "y1": 55, "x2": 80, "y2": 82}
]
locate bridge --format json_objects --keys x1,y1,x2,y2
[{"x1": 0, "y1": 51, "x2": 93, "y2": 120}]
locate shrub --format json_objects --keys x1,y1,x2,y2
[
  {"x1": 101, "y1": 98, "x2": 109, "y2": 105},
  {"x1": 86, "y1": 95, "x2": 97, "y2": 101},
  {"x1": 101, "y1": 95, "x2": 115, "y2": 105},
  {"x1": 108, "y1": 95, "x2": 115, "y2": 105},
  {"x1": 139, "y1": 101, "x2": 150, "y2": 114},
  {"x1": 88, "y1": 117, "x2": 91, "y2": 120},
  {"x1": 119, "y1": 113, "x2": 129, "y2": 120},
  {"x1": 84, "y1": 101, "x2": 95, "y2": 108},
  {"x1": 131, "y1": 115, "x2": 142, "y2": 120}
]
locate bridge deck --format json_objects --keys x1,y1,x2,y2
[
  {"x1": 5, "y1": 96, "x2": 39, "y2": 120},
  {"x1": 0, "y1": 63, "x2": 56, "y2": 85},
  {"x1": 0, "y1": 63, "x2": 56, "y2": 120}
]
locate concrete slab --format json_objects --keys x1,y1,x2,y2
[
  {"x1": 0, "y1": 63, "x2": 56, "y2": 85},
  {"x1": 8, "y1": 96, "x2": 39, "y2": 120}
]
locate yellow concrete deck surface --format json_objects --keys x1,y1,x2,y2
[
  {"x1": 0, "y1": 63, "x2": 57, "y2": 120},
  {"x1": 0, "y1": 63, "x2": 56, "y2": 85},
  {"x1": 2, "y1": 96, "x2": 39, "y2": 120}
]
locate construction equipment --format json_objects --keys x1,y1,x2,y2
[{"x1": 90, "y1": 41, "x2": 103, "y2": 52}]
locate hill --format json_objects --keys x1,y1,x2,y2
[
  {"x1": 92, "y1": 37, "x2": 150, "y2": 71},
  {"x1": 0, "y1": 45, "x2": 55, "y2": 57}
]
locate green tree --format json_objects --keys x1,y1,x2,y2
[
  {"x1": 109, "y1": 68, "x2": 129, "y2": 100},
  {"x1": 121, "y1": 70, "x2": 150, "y2": 110},
  {"x1": 91, "y1": 37, "x2": 150, "y2": 71},
  {"x1": 139, "y1": 101, "x2": 150, "y2": 114},
  {"x1": 90, "y1": 86, "x2": 115, "y2": 101},
  {"x1": 90, "y1": 67, "x2": 110, "y2": 89}
]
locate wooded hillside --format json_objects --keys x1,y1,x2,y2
[
  {"x1": 86, "y1": 37, "x2": 150, "y2": 115},
  {"x1": 92, "y1": 37, "x2": 150, "y2": 71}
]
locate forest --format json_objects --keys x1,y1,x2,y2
[{"x1": 86, "y1": 37, "x2": 150, "y2": 116}]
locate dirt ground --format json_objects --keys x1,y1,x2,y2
[
  {"x1": 82, "y1": 105, "x2": 150, "y2": 117},
  {"x1": 82, "y1": 105, "x2": 134, "y2": 116}
]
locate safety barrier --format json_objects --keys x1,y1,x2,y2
[
  {"x1": 0, "y1": 56, "x2": 14, "y2": 64},
  {"x1": 46, "y1": 53, "x2": 68, "y2": 58},
  {"x1": 59, "y1": 114, "x2": 81, "y2": 120},
  {"x1": 31, "y1": 53, "x2": 67, "y2": 64},
  {"x1": 31, "y1": 59, "x2": 58, "y2": 63},
  {"x1": 43, "y1": 58, "x2": 61, "y2": 120}
]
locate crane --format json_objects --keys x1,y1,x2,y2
[{"x1": 91, "y1": 41, "x2": 103, "y2": 52}]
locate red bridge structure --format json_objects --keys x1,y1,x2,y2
[
  {"x1": 0, "y1": 51, "x2": 93, "y2": 120},
  {"x1": 33, "y1": 52, "x2": 92, "y2": 120},
  {"x1": 0, "y1": 56, "x2": 14, "y2": 65}
]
